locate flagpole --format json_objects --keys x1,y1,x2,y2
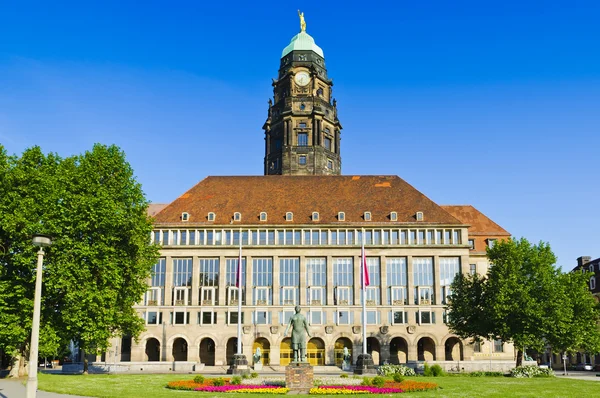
[
  {"x1": 362, "y1": 230, "x2": 367, "y2": 355},
  {"x1": 237, "y1": 236, "x2": 242, "y2": 355}
]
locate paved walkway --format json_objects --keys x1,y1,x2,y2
[{"x1": 0, "y1": 378, "x2": 88, "y2": 398}]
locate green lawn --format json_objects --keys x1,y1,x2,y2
[{"x1": 37, "y1": 373, "x2": 598, "y2": 398}]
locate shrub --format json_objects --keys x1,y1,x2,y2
[
  {"x1": 251, "y1": 372, "x2": 259, "y2": 378},
  {"x1": 377, "y1": 364, "x2": 417, "y2": 376},
  {"x1": 393, "y1": 373, "x2": 404, "y2": 383},
  {"x1": 360, "y1": 377, "x2": 372, "y2": 386},
  {"x1": 510, "y1": 365, "x2": 554, "y2": 378},
  {"x1": 371, "y1": 376, "x2": 385, "y2": 387},
  {"x1": 340, "y1": 373, "x2": 348, "y2": 378},
  {"x1": 212, "y1": 377, "x2": 225, "y2": 386},
  {"x1": 470, "y1": 371, "x2": 504, "y2": 377},
  {"x1": 423, "y1": 363, "x2": 432, "y2": 376},
  {"x1": 193, "y1": 375, "x2": 205, "y2": 384},
  {"x1": 231, "y1": 376, "x2": 242, "y2": 385},
  {"x1": 241, "y1": 373, "x2": 249, "y2": 379},
  {"x1": 431, "y1": 364, "x2": 445, "y2": 377}
]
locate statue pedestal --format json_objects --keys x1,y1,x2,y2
[
  {"x1": 227, "y1": 354, "x2": 249, "y2": 375},
  {"x1": 285, "y1": 362, "x2": 313, "y2": 394},
  {"x1": 353, "y1": 353, "x2": 377, "y2": 375}
]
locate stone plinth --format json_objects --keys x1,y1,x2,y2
[
  {"x1": 227, "y1": 354, "x2": 249, "y2": 375},
  {"x1": 285, "y1": 362, "x2": 313, "y2": 394},
  {"x1": 353, "y1": 353, "x2": 377, "y2": 375}
]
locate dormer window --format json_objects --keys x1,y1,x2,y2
[
  {"x1": 364, "y1": 212, "x2": 372, "y2": 221},
  {"x1": 181, "y1": 212, "x2": 190, "y2": 222},
  {"x1": 416, "y1": 211, "x2": 424, "y2": 221},
  {"x1": 312, "y1": 212, "x2": 320, "y2": 221},
  {"x1": 390, "y1": 212, "x2": 398, "y2": 221},
  {"x1": 207, "y1": 212, "x2": 216, "y2": 221},
  {"x1": 233, "y1": 212, "x2": 241, "y2": 222},
  {"x1": 286, "y1": 212, "x2": 293, "y2": 221},
  {"x1": 589, "y1": 264, "x2": 595, "y2": 273},
  {"x1": 338, "y1": 212, "x2": 345, "y2": 221},
  {"x1": 260, "y1": 212, "x2": 267, "y2": 222}
]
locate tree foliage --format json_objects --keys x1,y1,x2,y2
[
  {"x1": 0, "y1": 144, "x2": 158, "y2": 373},
  {"x1": 447, "y1": 238, "x2": 600, "y2": 366}
]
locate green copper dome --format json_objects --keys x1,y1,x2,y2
[{"x1": 281, "y1": 31, "x2": 324, "y2": 58}]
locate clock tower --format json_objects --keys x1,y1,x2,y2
[{"x1": 263, "y1": 14, "x2": 342, "y2": 175}]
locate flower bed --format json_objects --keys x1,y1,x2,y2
[
  {"x1": 241, "y1": 378, "x2": 286, "y2": 386},
  {"x1": 167, "y1": 376, "x2": 438, "y2": 394},
  {"x1": 194, "y1": 385, "x2": 289, "y2": 394},
  {"x1": 311, "y1": 385, "x2": 404, "y2": 394},
  {"x1": 313, "y1": 377, "x2": 363, "y2": 386},
  {"x1": 384, "y1": 380, "x2": 439, "y2": 392}
]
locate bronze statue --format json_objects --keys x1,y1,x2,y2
[
  {"x1": 284, "y1": 305, "x2": 312, "y2": 362},
  {"x1": 298, "y1": 10, "x2": 306, "y2": 32}
]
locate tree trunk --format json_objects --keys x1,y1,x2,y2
[
  {"x1": 516, "y1": 349, "x2": 523, "y2": 367},
  {"x1": 8, "y1": 353, "x2": 28, "y2": 378},
  {"x1": 83, "y1": 353, "x2": 88, "y2": 374}
]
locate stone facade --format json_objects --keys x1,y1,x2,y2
[{"x1": 100, "y1": 25, "x2": 516, "y2": 373}]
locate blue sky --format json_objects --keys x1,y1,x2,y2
[{"x1": 1, "y1": 1, "x2": 599, "y2": 269}]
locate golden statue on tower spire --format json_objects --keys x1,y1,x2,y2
[{"x1": 298, "y1": 10, "x2": 306, "y2": 32}]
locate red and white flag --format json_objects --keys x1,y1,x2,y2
[{"x1": 361, "y1": 241, "x2": 370, "y2": 287}]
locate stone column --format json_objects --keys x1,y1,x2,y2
[
  {"x1": 353, "y1": 255, "x2": 361, "y2": 306},
  {"x1": 165, "y1": 256, "x2": 174, "y2": 306},
  {"x1": 380, "y1": 256, "x2": 388, "y2": 306},
  {"x1": 273, "y1": 256, "x2": 280, "y2": 306},
  {"x1": 245, "y1": 256, "x2": 253, "y2": 307},
  {"x1": 407, "y1": 340, "x2": 418, "y2": 361},
  {"x1": 326, "y1": 255, "x2": 334, "y2": 306},
  {"x1": 299, "y1": 256, "x2": 307, "y2": 305},
  {"x1": 435, "y1": 342, "x2": 445, "y2": 362},
  {"x1": 433, "y1": 256, "x2": 441, "y2": 305},
  {"x1": 406, "y1": 256, "x2": 414, "y2": 306},
  {"x1": 191, "y1": 256, "x2": 200, "y2": 306},
  {"x1": 215, "y1": 344, "x2": 226, "y2": 366},
  {"x1": 270, "y1": 344, "x2": 281, "y2": 366},
  {"x1": 218, "y1": 255, "x2": 227, "y2": 306}
]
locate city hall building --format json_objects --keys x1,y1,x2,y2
[{"x1": 107, "y1": 22, "x2": 514, "y2": 371}]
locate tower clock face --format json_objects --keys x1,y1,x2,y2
[{"x1": 294, "y1": 71, "x2": 310, "y2": 86}]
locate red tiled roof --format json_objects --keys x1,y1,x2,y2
[
  {"x1": 148, "y1": 203, "x2": 168, "y2": 217},
  {"x1": 154, "y1": 175, "x2": 464, "y2": 226},
  {"x1": 441, "y1": 205, "x2": 510, "y2": 236}
]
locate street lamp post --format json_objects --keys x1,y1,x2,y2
[{"x1": 26, "y1": 234, "x2": 52, "y2": 398}]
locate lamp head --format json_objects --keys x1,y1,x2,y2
[{"x1": 32, "y1": 234, "x2": 52, "y2": 247}]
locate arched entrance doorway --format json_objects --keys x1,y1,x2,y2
[
  {"x1": 367, "y1": 337, "x2": 381, "y2": 365},
  {"x1": 334, "y1": 337, "x2": 353, "y2": 367},
  {"x1": 307, "y1": 338, "x2": 325, "y2": 366},
  {"x1": 226, "y1": 338, "x2": 241, "y2": 366},
  {"x1": 199, "y1": 338, "x2": 216, "y2": 365},
  {"x1": 280, "y1": 338, "x2": 292, "y2": 366},
  {"x1": 445, "y1": 337, "x2": 463, "y2": 361},
  {"x1": 145, "y1": 338, "x2": 160, "y2": 362},
  {"x1": 390, "y1": 337, "x2": 408, "y2": 364},
  {"x1": 417, "y1": 337, "x2": 435, "y2": 361},
  {"x1": 253, "y1": 338, "x2": 270, "y2": 365},
  {"x1": 172, "y1": 338, "x2": 188, "y2": 361}
]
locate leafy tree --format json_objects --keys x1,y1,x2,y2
[
  {"x1": 0, "y1": 144, "x2": 159, "y2": 375},
  {"x1": 447, "y1": 238, "x2": 600, "y2": 367},
  {"x1": 545, "y1": 271, "x2": 600, "y2": 366}
]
